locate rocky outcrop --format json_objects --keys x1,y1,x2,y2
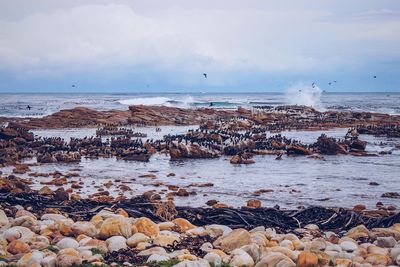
[
  {"x1": 169, "y1": 143, "x2": 220, "y2": 159},
  {"x1": 313, "y1": 134, "x2": 348, "y2": 155}
]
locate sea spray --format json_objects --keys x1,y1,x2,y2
[{"x1": 285, "y1": 83, "x2": 325, "y2": 111}]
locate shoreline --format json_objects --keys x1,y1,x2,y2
[
  {"x1": 1, "y1": 105, "x2": 400, "y2": 266},
  {"x1": 1, "y1": 104, "x2": 399, "y2": 130},
  {"x1": 0, "y1": 191, "x2": 400, "y2": 266}
]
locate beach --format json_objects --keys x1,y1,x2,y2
[{"x1": 1, "y1": 100, "x2": 400, "y2": 266}]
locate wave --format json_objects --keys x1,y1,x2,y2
[{"x1": 118, "y1": 97, "x2": 173, "y2": 106}]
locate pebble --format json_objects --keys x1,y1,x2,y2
[
  {"x1": 106, "y1": 236, "x2": 127, "y2": 252},
  {"x1": 340, "y1": 240, "x2": 358, "y2": 252},
  {"x1": 0, "y1": 206, "x2": 399, "y2": 267}
]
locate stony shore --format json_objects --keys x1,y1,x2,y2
[
  {"x1": 1, "y1": 199, "x2": 400, "y2": 267},
  {"x1": 1, "y1": 105, "x2": 400, "y2": 266}
]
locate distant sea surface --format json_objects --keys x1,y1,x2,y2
[{"x1": 0, "y1": 92, "x2": 400, "y2": 117}]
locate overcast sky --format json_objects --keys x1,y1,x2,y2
[{"x1": 0, "y1": 0, "x2": 399, "y2": 92}]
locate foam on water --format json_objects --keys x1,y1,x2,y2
[{"x1": 118, "y1": 96, "x2": 173, "y2": 106}]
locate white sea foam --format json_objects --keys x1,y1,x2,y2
[
  {"x1": 118, "y1": 97, "x2": 172, "y2": 106},
  {"x1": 285, "y1": 83, "x2": 325, "y2": 111}
]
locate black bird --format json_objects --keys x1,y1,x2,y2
[
  {"x1": 26, "y1": 105, "x2": 31, "y2": 110},
  {"x1": 311, "y1": 82, "x2": 316, "y2": 88},
  {"x1": 203, "y1": 73, "x2": 207, "y2": 79},
  {"x1": 373, "y1": 75, "x2": 377, "y2": 79},
  {"x1": 72, "y1": 84, "x2": 76, "y2": 87},
  {"x1": 328, "y1": 82, "x2": 332, "y2": 86}
]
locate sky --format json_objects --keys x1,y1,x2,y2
[{"x1": 0, "y1": 0, "x2": 399, "y2": 92}]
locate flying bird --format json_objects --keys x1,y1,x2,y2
[
  {"x1": 328, "y1": 82, "x2": 332, "y2": 86},
  {"x1": 311, "y1": 82, "x2": 316, "y2": 88},
  {"x1": 203, "y1": 73, "x2": 207, "y2": 79},
  {"x1": 373, "y1": 75, "x2": 377, "y2": 79},
  {"x1": 72, "y1": 84, "x2": 76, "y2": 87}
]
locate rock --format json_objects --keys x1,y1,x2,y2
[
  {"x1": 98, "y1": 217, "x2": 132, "y2": 239},
  {"x1": 106, "y1": 236, "x2": 127, "y2": 252},
  {"x1": 7, "y1": 240, "x2": 31, "y2": 254},
  {"x1": 340, "y1": 241, "x2": 358, "y2": 252},
  {"x1": 4, "y1": 226, "x2": 35, "y2": 242},
  {"x1": 56, "y1": 248, "x2": 82, "y2": 266},
  {"x1": 313, "y1": 134, "x2": 348, "y2": 155},
  {"x1": 138, "y1": 247, "x2": 168, "y2": 256},
  {"x1": 230, "y1": 154, "x2": 255, "y2": 164},
  {"x1": 169, "y1": 143, "x2": 220, "y2": 159},
  {"x1": 41, "y1": 255, "x2": 57, "y2": 267},
  {"x1": 56, "y1": 237, "x2": 79, "y2": 249},
  {"x1": 213, "y1": 228, "x2": 251, "y2": 252},
  {"x1": 38, "y1": 186, "x2": 54, "y2": 196},
  {"x1": 297, "y1": 251, "x2": 318, "y2": 267},
  {"x1": 134, "y1": 217, "x2": 160, "y2": 237},
  {"x1": 353, "y1": 204, "x2": 366, "y2": 212},
  {"x1": 365, "y1": 254, "x2": 391, "y2": 266},
  {"x1": 370, "y1": 228, "x2": 400, "y2": 240},
  {"x1": 153, "y1": 234, "x2": 180, "y2": 247},
  {"x1": 54, "y1": 188, "x2": 69, "y2": 201},
  {"x1": 172, "y1": 218, "x2": 196, "y2": 232},
  {"x1": 158, "y1": 221, "x2": 175, "y2": 231},
  {"x1": 173, "y1": 259, "x2": 211, "y2": 267},
  {"x1": 391, "y1": 247, "x2": 400, "y2": 261},
  {"x1": 11, "y1": 216, "x2": 40, "y2": 233},
  {"x1": 229, "y1": 249, "x2": 254, "y2": 267},
  {"x1": 127, "y1": 233, "x2": 150, "y2": 247},
  {"x1": 72, "y1": 221, "x2": 97, "y2": 237},
  {"x1": 204, "y1": 252, "x2": 222, "y2": 265},
  {"x1": 176, "y1": 188, "x2": 189, "y2": 197},
  {"x1": 256, "y1": 254, "x2": 296, "y2": 267},
  {"x1": 83, "y1": 239, "x2": 108, "y2": 253},
  {"x1": 346, "y1": 225, "x2": 370, "y2": 239},
  {"x1": 146, "y1": 254, "x2": 170, "y2": 262},
  {"x1": 41, "y1": 213, "x2": 68, "y2": 222},
  {"x1": 381, "y1": 192, "x2": 400, "y2": 199},
  {"x1": 376, "y1": 236, "x2": 397, "y2": 248},
  {"x1": 246, "y1": 199, "x2": 261, "y2": 208},
  {"x1": 287, "y1": 144, "x2": 313, "y2": 155},
  {"x1": 0, "y1": 210, "x2": 9, "y2": 226},
  {"x1": 17, "y1": 251, "x2": 44, "y2": 267},
  {"x1": 115, "y1": 208, "x2": 129, "y2": 218},
  {"x1": 334, "y1": 258, "x2": 352, "y2": 267}
]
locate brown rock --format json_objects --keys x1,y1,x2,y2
[
  {"x1": 176, "y1": 188, "x2": 189, "y2": 197},
  {"x1": 39, "y1": 186, "x2": 54, "y2": 196},
  {"x1": 7, "y1": 240, "x2": 31, "y2": 254},
  {"x1": 297, "y1": 251, "x2": 318, "y2": 267},
  {"x1": 172, "y1": 218, "x2": 196, "y2": 232},
  {"x1": 134, "y1": 217, "x2": 159, "y2": 237},
  {"x1": 246, "y1": 199, "x2": 261, "y2": 208},
  {"x1": 353, "y1": 204, "x2": 366, "y2": 212},
  {"x1": 213, "y1": 228, "x2": 251, "y2": 252},
  {"x1": 54, "y1": 188, "x2": 69, "y2": 201},
  {"x1": 98, "y1": 217, "x2": 132, "y2": 239}
]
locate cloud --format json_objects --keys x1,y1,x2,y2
[{"x1": 0, "y1": 1, "x2": 399, "y2": 90}]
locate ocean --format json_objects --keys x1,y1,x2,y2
[{"x1": 1, "y1": 91, "x2": 400, "y2": 118}]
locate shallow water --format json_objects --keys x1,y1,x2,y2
[{"x1": 2, "y1": 126, "x2": 399, "y2": 209}]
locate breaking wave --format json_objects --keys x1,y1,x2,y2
[
  {"x1": 118, "y1": 97, "x2": 173, "y2": 106},
  {"x1": 285, "y1": 83, "x2": 325, "y2": 111}
]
